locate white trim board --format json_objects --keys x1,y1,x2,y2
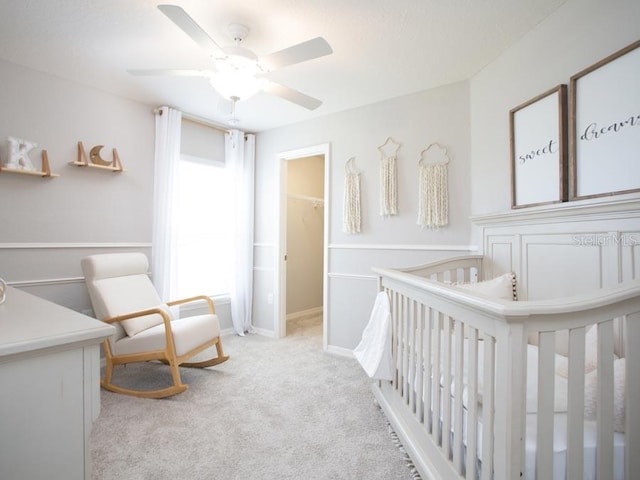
[{"x1": 329, "y1": 243, "x2": 478, "y2": 251}]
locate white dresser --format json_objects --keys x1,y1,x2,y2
[{"x1": 0, "y1": 286, "x2": 115, "y2": 480}]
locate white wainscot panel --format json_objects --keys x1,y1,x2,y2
[
  {"x1": 252, "y1": 267, "x2": 275, "y2": 333},
  {"x1": 485, "y1": 235, "x2": 516, "y2": 279},
  {"x1": 619, "y1": 231, "x2": 640, "y2": 282},
  {"x1": 522, "y1": 234, "x2": 603, "y2": 300},
  {"x1": 327, "y1": 274, "x2": 378, "y2": 351}
]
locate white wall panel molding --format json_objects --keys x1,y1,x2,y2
[
  {"x1": 0, "y1": 242, "x2": 152, "y2": 250},
  {"x1": 252, "y1": 266, "x2": 273, "y2": 272},
  {"x1": 329, "y1": 243, "x2": 478, "y2": 252},
  {"x1": 472, "y1": 195, "x2": 640, "y2": 227},
  {"x1": 8, "y1": 277, "x2": 85, "y2": 288},
  {"x1": 478, "y1": 197, "x2": 640, "y2": 302},
  {"x1": 0, "y1": 243, "x2": 152, "y2": 309},
  {"x1": 328, "y1": 272, "x2": 377, "y2": 281}
]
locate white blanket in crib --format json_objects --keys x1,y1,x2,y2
[{"x1": 354, "y1": 291, "x2": 394, "y2": 381}]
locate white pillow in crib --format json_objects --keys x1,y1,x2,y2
[
  {"x1": 584, "y1": 358, "x2": 625, "y2": 432},
  {"x1": 453, "y1": 272, "x2": 517, "y2": 301},
  {"x1": 556, "y1": 324, "x2": 613, "y2": 378}
]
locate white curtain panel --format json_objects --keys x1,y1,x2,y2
[
  {"x1": 225, "y1": 130, "x2": 255, "y2": 335},
  {"x1": 151, "y1": 106, "x2": 182, "y2": 302}
]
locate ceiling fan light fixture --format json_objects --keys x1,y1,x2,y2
[{"x1": 209, "y1": 70, "x2": 267, "y2": 102}]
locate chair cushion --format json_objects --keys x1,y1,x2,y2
[
  {"x1": 92, "y1": 274, "x2": 166, "y2": 336},
  {"x1": 121, "y1": 303, "x2": 172, "y2": 337},
  {"x1": 113, "y1": 314, "x2": 221, "y2": 357}
]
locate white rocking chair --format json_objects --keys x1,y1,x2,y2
[{"x1": 81, "y1": 252, "x2": 229, "y2": 398}]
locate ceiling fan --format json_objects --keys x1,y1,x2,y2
[{"x1": 129, "y1": 4, "x2": 333, "y2": 113}]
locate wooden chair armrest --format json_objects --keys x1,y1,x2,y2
[
  {"x1": 167, "y1": 295, "x2": 216, "y2": 314},
  {"x1": 103, "y1": 307, "x2": 173, "y2": 329}
]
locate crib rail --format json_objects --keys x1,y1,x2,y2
[{"x1": 372, "y1": 256, "x2": 640, "y2": 480}]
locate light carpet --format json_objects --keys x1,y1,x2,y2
[{"x1": 90, "y1": 315, "x2": 418, "y2": 480}]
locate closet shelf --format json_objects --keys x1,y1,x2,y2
[{"x1": 288, "y1": 193, "x2": 324, "y2": 207}]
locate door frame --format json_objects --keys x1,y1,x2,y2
[{"x1": 274, "y1": 143, "x2": 330, "y2": 348}]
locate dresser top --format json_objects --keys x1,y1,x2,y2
[{"x1": 0, "y1": 286, "x2": 114, "y2": 358}]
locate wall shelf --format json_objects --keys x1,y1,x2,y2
[
  {"x1": 70, "y1": 141, "x2": 125, "y2": 172},
  {"x1": 0, "y1": 150, "x2": 59, "y2": 178}
]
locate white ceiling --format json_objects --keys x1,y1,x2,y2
[{"x1": 0, "y1": 0, "x2": 567, "y2": 132}]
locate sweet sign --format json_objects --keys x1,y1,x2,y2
[{"x1": 510, "y1": 85, "x2": 568, "y2": 208}]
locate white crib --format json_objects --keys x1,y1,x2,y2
[{"x1": 372, "y1": 255, "x2": 640, "y2": 480}]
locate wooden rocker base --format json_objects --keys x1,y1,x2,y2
[
  {"x1": 101, "y1": 378, "x2": 188, "y2": 399},
  {"x1": 179, "y1": 354, "x2": 230, "y2": 368},
  {"x1": 103, "y1": 354, "x2": 229, "y2": 399}
]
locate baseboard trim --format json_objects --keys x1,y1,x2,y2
[
  {"x1": 286, "y1": 306, "x2": 323, "y2": 321},
  {"x1": 251, "y1": 326, "x2": 277, "y2": 339},
  {"x1": 325, "y1": 344, "x2": 354, "y2": 358}
]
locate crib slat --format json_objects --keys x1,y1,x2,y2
[
  {"x1": 566, "y1": 326, "x2": 586, "y2": 480},
  {"x1": 424, "y1": 308, "x2": 434, "y2": 433},
  {"x1": 465, "y1": 327, "x2": 479, "y2": 480},
  {"x1": 408, "y1": 300, "x2": 416, "y2": 411},
  {"x1": 596, "y1": 320, "x2": 615, "y2": 479},
  {"x1": 442, "y1": 316, "x2": 452, "y2": 456},
  {"x1": 416, "y1": 303, "x2": 425, "y2": 423},
  {"x1": 626, "y1": 312, "x2": 640, "y2": 479},
  {"x1": 398, "y1": 294, "x2": 406, "y2": 396},
  {"x1": 432, "y1": 312, "x2": 442, "y2": 445},
  {"x1": 481, "y1": 335, "x2": 495, "y2": 480},
  {"x1": 536, "y1": 331, "x2": 556, "y2": 480},
  {"x1": 391, "y1": 290, "x2": 399, "y2": 389},
  {"x1": 402, "y1": 296, "x2": 410, "y2": 403},
  {"x1": 452, "y1": 319, "x2": 464, "y2": 473}
]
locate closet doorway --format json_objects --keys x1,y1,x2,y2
[{"x1": 275, "y1": 144, "x2": 329, "y2": 348}]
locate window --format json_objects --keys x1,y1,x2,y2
[{"x1": 176, "y1": 155, "x2": 233, "y2": 298}]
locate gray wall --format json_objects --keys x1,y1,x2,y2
[
  {"x1": 2, "y1": 0, "x2": 637, "y2": 350},
  {"x1": 254, "y1": 81, "x2": 473, "y2": 351},
  {"x1": 0, "y1": 60, "x2": 154, "y2": 313},
  {"x1": 470, "y1": 0, "x2": 640, "y2": 219}
]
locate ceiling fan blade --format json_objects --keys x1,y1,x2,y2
[
  {"x1": 260, "y1": 37, "x2": 332, "y2": 71},
  {"x1": 127, "y1": 68, "x2": 213, "y2": 77},
  {"x1": 263, "y1": 82, "x2": 322, "y2": 110},
  {"x1": 157, "y1": 4, "x2": 223, "y2": 57}
]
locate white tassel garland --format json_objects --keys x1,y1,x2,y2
[
  {"x1": 378, "y1": 137, "x2": 401, "y2": 216},
  {"x1": 343, "y1": 157, "x2": 362, "y2": 234},
  {"x1": 417, "y1": 143, "x2": 450, "y2": 229}
]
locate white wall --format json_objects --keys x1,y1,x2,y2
[
  {"x1": 254, "y1": 81, "x2": 473, "y2": 350},
  {"x1": 469, "y1": 0, "x2": 640, "y2": 219}
]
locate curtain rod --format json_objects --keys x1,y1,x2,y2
[{"x1": 153, "y1": 107, "x2": 255, "y2": 135}]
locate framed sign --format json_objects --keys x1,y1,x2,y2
[
  {"x1": 570, "y1": 39, "x2": 640, "y2": 200},
  {"x1": 510, "y1": 85, "x2": 567, "y2": 209}
]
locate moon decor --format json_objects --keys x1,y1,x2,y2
[
  {"x1": 89, "y1": 145, "x2": 115, "y2": 166},
  {"x1": 72, "y1": 141, "x2": 125, "y2": 172}
]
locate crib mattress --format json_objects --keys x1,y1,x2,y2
[{"x1": 428, "y1": 344, "x2": 625, "y2": 479}]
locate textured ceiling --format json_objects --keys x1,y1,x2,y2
[{"x1": 0, "y1": 0, "x2": 567, "y2": 132}]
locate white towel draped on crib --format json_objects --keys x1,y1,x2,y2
[{"x1": 354, "y1": 291, "x2": 393, "y2": 381}]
